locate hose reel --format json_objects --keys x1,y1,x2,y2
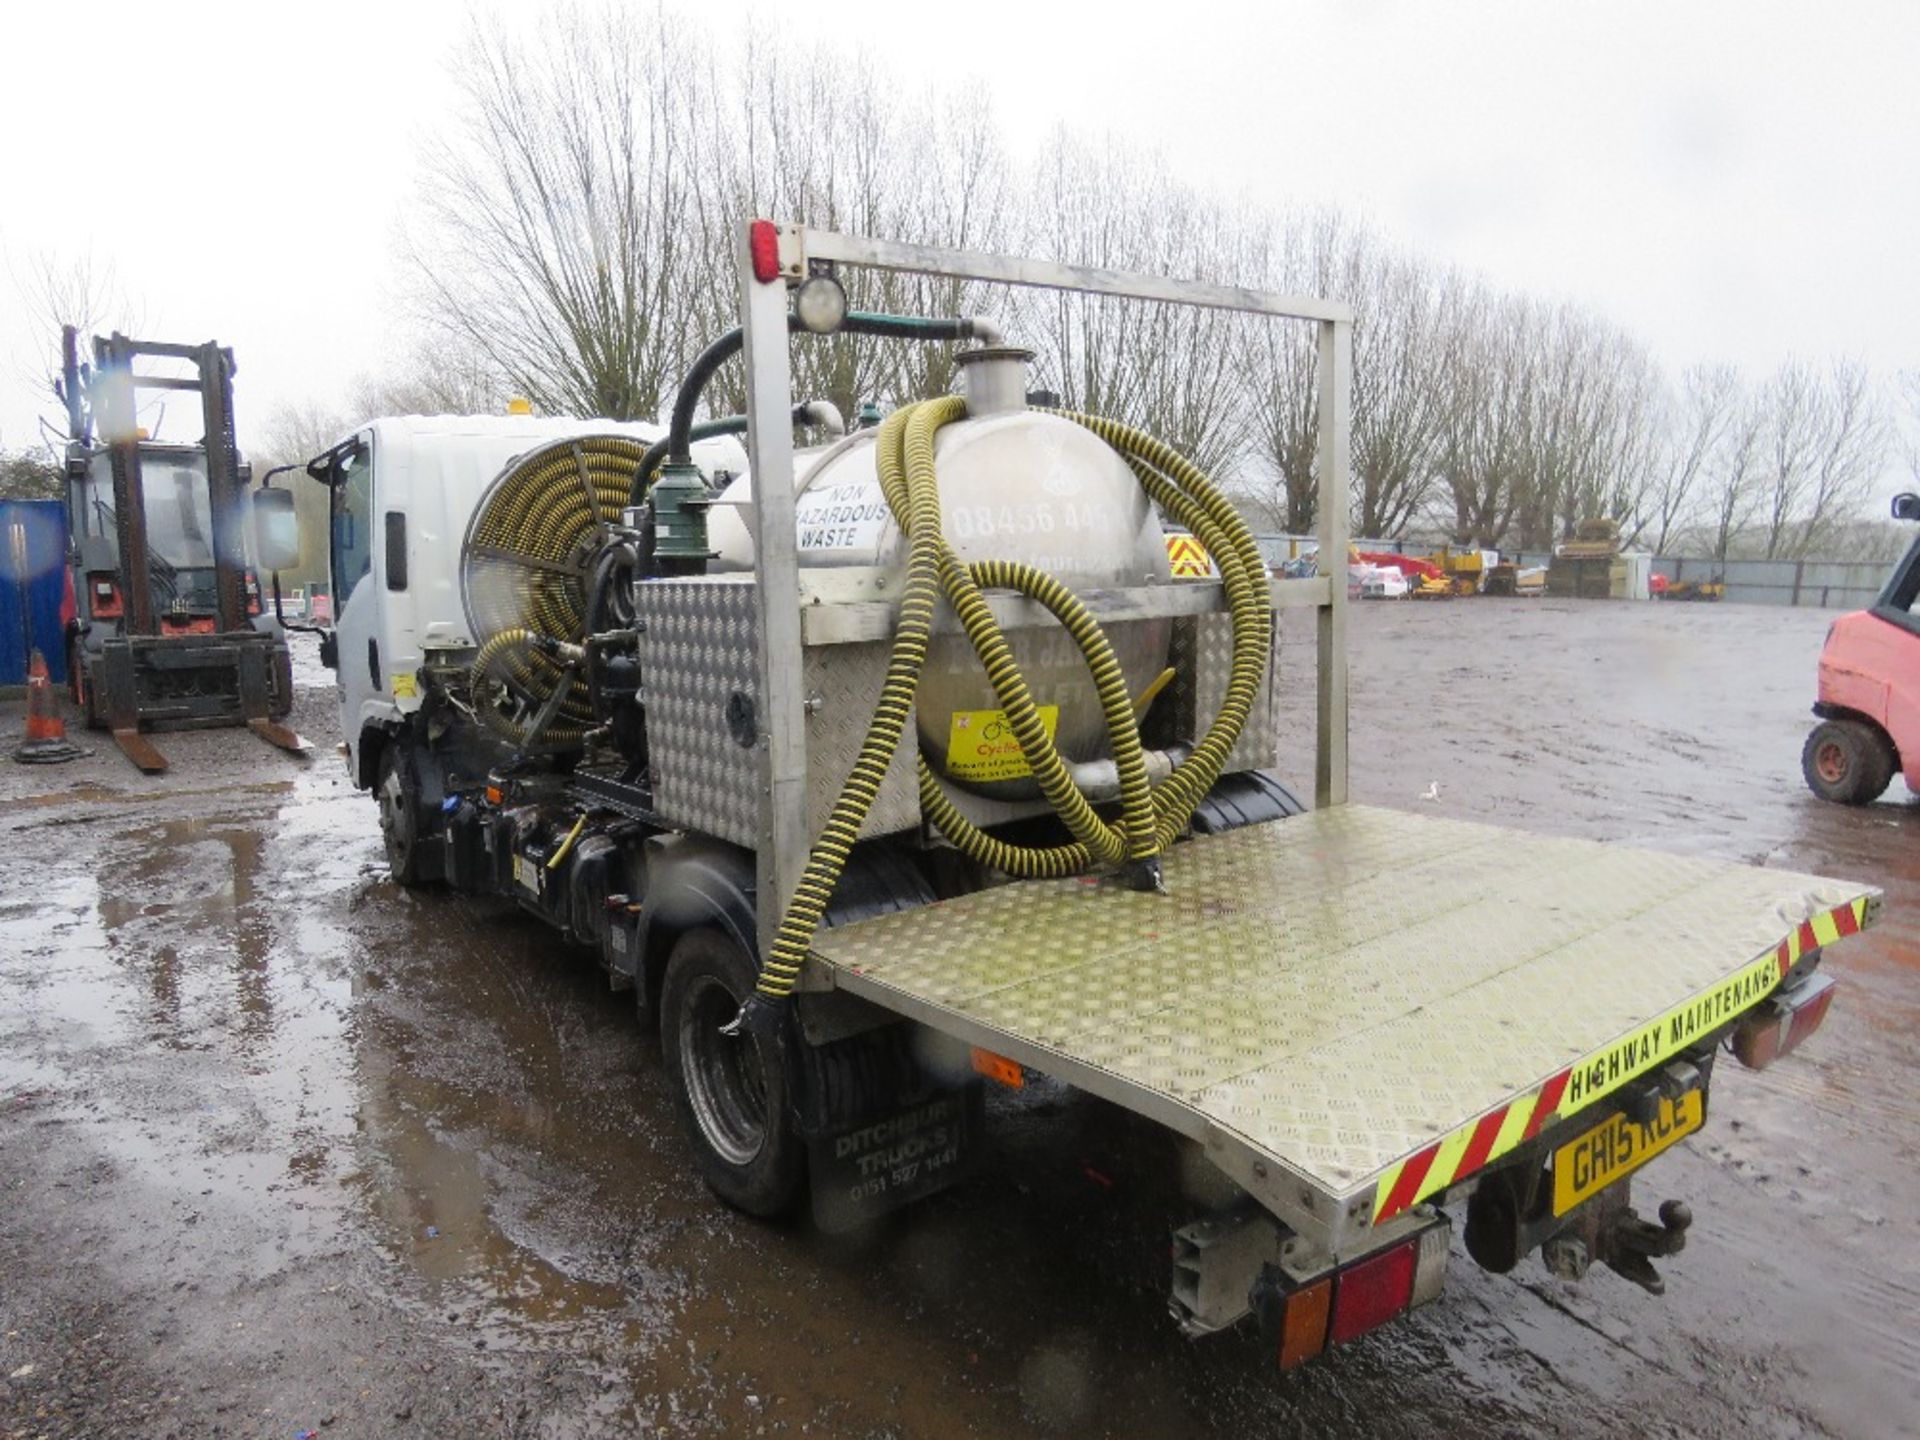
[{"x1": 459, "y1": 435, "x2": 649, "y2": 745}]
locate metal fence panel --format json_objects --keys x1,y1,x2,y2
[{"x1": 1651, "y1": 555, "x2": 1884, "y2": 610}]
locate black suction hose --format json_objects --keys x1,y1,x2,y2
[
  {"x1": 662, "y1": 310, "x2": 998, "y2": 470},
  {"x1": 665, "y1": 319, "x2": 800, "y2": 468},
  {"x1": 632, "y1": 402, "x2": 854, "y2": 505}
]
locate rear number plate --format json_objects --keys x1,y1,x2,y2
[{"x1": 1553, "y1": 1090, "x2": 1704, "y2": 1216}]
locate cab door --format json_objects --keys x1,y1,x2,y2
[{"x1": 325, "y1": 431, "x2": 391, "y2": 782}]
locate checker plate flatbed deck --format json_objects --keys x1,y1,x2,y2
[{"x1": 811, "y1": 805, "x2": 1879, "y2": 1249}]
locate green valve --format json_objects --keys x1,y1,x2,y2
[{"x1": 651, "y1": 461, "x2": 712, "y2": 564}]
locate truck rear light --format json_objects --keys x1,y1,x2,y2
[
  {"x1": 1267, "y1": 1216, "x2": 1450, "y2": 1370},
  {"x1": 1329, "y1": 1240, "x2": 1416, "y2": 1346},
  {"x1": 1731, "y1": 972, "x2": 1837, "y2": 1071},
  {"x1": 245, "y1": 569, "x2": 262, "y2": 616},
  {"x1": 1276, "y1": 1278, "x2": 1331, "y2": 1370}
]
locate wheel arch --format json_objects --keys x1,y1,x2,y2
[
  {"x1": 637, "y1": 834, "x2": 760, "y2": 1021},
  {"x1": 635, "y1": 835, "x2": 939, "y2": 1021},
  {"x1": 1811, "y1": 702, "x2": 1900, "y2": 766},
  {"x1": 355, "y1": 721, "x2": 393, "y2": 791}
]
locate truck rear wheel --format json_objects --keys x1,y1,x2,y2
[
  {"x1": 1802, "y1": 720, "x2": 1894, "y2": 805},
  {"x1": 660, "y1": 929, "x2": 805, "y2": 1218}
]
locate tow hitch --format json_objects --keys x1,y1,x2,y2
[{"x1": 1543, "y1": 1187, "x2": 1692, "y2": 1295}]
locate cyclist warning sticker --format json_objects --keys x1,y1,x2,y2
[{"x1": 946, "y1": 705, "x2": 1059, "y2": 781}]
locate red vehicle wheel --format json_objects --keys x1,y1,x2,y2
[{"x1": 1802, "y1": 720, "x2": 1894, "y2": 805}]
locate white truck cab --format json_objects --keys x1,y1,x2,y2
[{"x1": 307, "y1": 414, "x2": 744, "y2": 788}]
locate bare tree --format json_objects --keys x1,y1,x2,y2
[
  {"x1": 1752, "y1": 359, "x2": 1885, "y2": 559},
  {"x1": 1797, "y1": 358, "x2": 1885, "y2": 556},
  {"x1": 1646, "y1": 364, "x2": 1739, "y2": 554},
  {"x1": 248, "y1": 401, "x2": 347, "y2": 586},
  {"x1": 392, "y1": 0, "x2": 1899, "y2": 573},
  {"x1": 1897, "y1": 368, "x2": 1920, "y2": 489},
  {"x1": 256, "y1": 400, "x2": 346, "y2": 469},
  {"x1": 1704, "y1": 396, "x2": 1767, "y2": 562},
  {"x1": 1012, "y1": 134, "x2": 1252, "y2": 480},
  {"x1": 1437, "y1": 288, "x2": 1542, "y2": 550},
  {"x1": 694, "y1": 40, "x2": 1016, "y2": 425},
  {"x1": 1349, "y1": 243, "x2": 1451, "y2": 538},
  {"x1": 410, "y1": 7, "x2": 710, "y2": 420},
  {"x1": 11, "y1": 248, "x2": 145, "y2": 446},
  {"x1": 351, "y1": 339, "x2": 505, "y2": 419},
  {"x1": 1236, "y1": 212, "x2": 1324, "y2": 533},
  {"x1": 1756, "y1": 361, "x2": 1822, "y2": 559}
]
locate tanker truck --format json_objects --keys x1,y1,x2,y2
[{"x1": 282, "y1": 223, "x2": 1876, "y2": 1368}]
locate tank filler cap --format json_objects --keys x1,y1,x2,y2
[{"x1": 955, "y1": 345, "x2": 1034, "y2": 418}]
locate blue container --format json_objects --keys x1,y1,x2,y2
[{"x1": 0, "y1": 499, "x2": 71, "y2": 686}]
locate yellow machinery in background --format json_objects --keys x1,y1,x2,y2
[{"x1": 1424, "y1": 545, "x2": 1494, "y2": 596}]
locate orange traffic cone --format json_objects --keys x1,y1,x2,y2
[{"x1": 13, "y1": 650, "x2": 87, "y2": 764}]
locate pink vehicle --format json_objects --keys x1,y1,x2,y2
[{"x1": 1802, "y1": 492, "x2": 1920, "y2": 804}]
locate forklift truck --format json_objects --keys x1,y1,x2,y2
[{"x1": 57, "y1": 327, "x2": 304, "y2": 772}]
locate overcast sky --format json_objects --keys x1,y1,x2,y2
[{"x1": 2, "y1": 0, "x2": 1915, "y2": 465}]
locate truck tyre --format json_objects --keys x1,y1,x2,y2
[
  {"x1": 660, "y1": 929, "x2": 805, "y2": 1218},
  {"x1": 376, "y1": 746, "x2": 431, "y2": 885},
  {"x1": 1802, "y1": 720, "x2": 1894, "y2": 805}
]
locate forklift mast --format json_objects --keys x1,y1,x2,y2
[{"x1": 88, "y1": 333, "x2": 249, "y2": 636}]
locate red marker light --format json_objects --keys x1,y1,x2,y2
[
  {"x1": 749, "y1": 220, "x2": 782, "y2": 283},
  {"x1": 1732, "y1": 972, "x2": 1837, "y2": 1070},
  {"x1": 1329, "y1": 1239, "x2": 1416, "y2": 1346}
]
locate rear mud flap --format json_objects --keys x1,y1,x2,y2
[{"x1": 807, "y1": 1085, "x2": 984, "y2": 1233}]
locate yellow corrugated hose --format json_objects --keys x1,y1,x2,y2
[
  {"x1": 750, "y1": 399, "x2": 1271, "y2": 1003},
  {"x1": 468, "y1": 627, "x2": 591, "y2": 746}
]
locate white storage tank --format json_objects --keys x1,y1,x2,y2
[{"x1": 707, "y1": 350, "x2": 1174, "y2": 797}]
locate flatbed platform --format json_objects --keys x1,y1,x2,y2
[{"x1": 811, "y1": 805, "x2": 1879, "y2": 1245}]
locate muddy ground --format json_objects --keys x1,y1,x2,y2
[{"x1": 1, "y1": 600, "x2": 1914, "y2": 1439}]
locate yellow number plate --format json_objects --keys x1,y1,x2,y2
[
  {"x1": 1552, "y1": 1090, "x2": 1704, "y2": 1216},
  {"x1": 945, "y1": 706, "x2": 1059, "y2": 782}
]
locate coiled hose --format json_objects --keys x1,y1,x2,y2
[
  {"x1": 469, "y1": 628, "x2": 590, "y2": 745},
  {"x1": 462, "y1": 436, "x2": 648, "y2": 741},
  {"x1": 747, "y1": 399, "x2": 1271, "y2": 1006}
]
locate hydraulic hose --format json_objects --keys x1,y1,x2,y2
[{"x1": 742, "y1": 399, "x2": 1270, "y2": 1011}]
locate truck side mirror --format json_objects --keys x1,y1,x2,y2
[
  {"x1": 1893, "y1": 493, "x2": 1920, "y2": 522},
  {"x1": 251, "y1": 486, "x2": 301, "y2": 571}
]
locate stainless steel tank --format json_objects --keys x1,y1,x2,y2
[{"x1": 706, "y1": 353, "x2": 1171, "y2": 798}]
